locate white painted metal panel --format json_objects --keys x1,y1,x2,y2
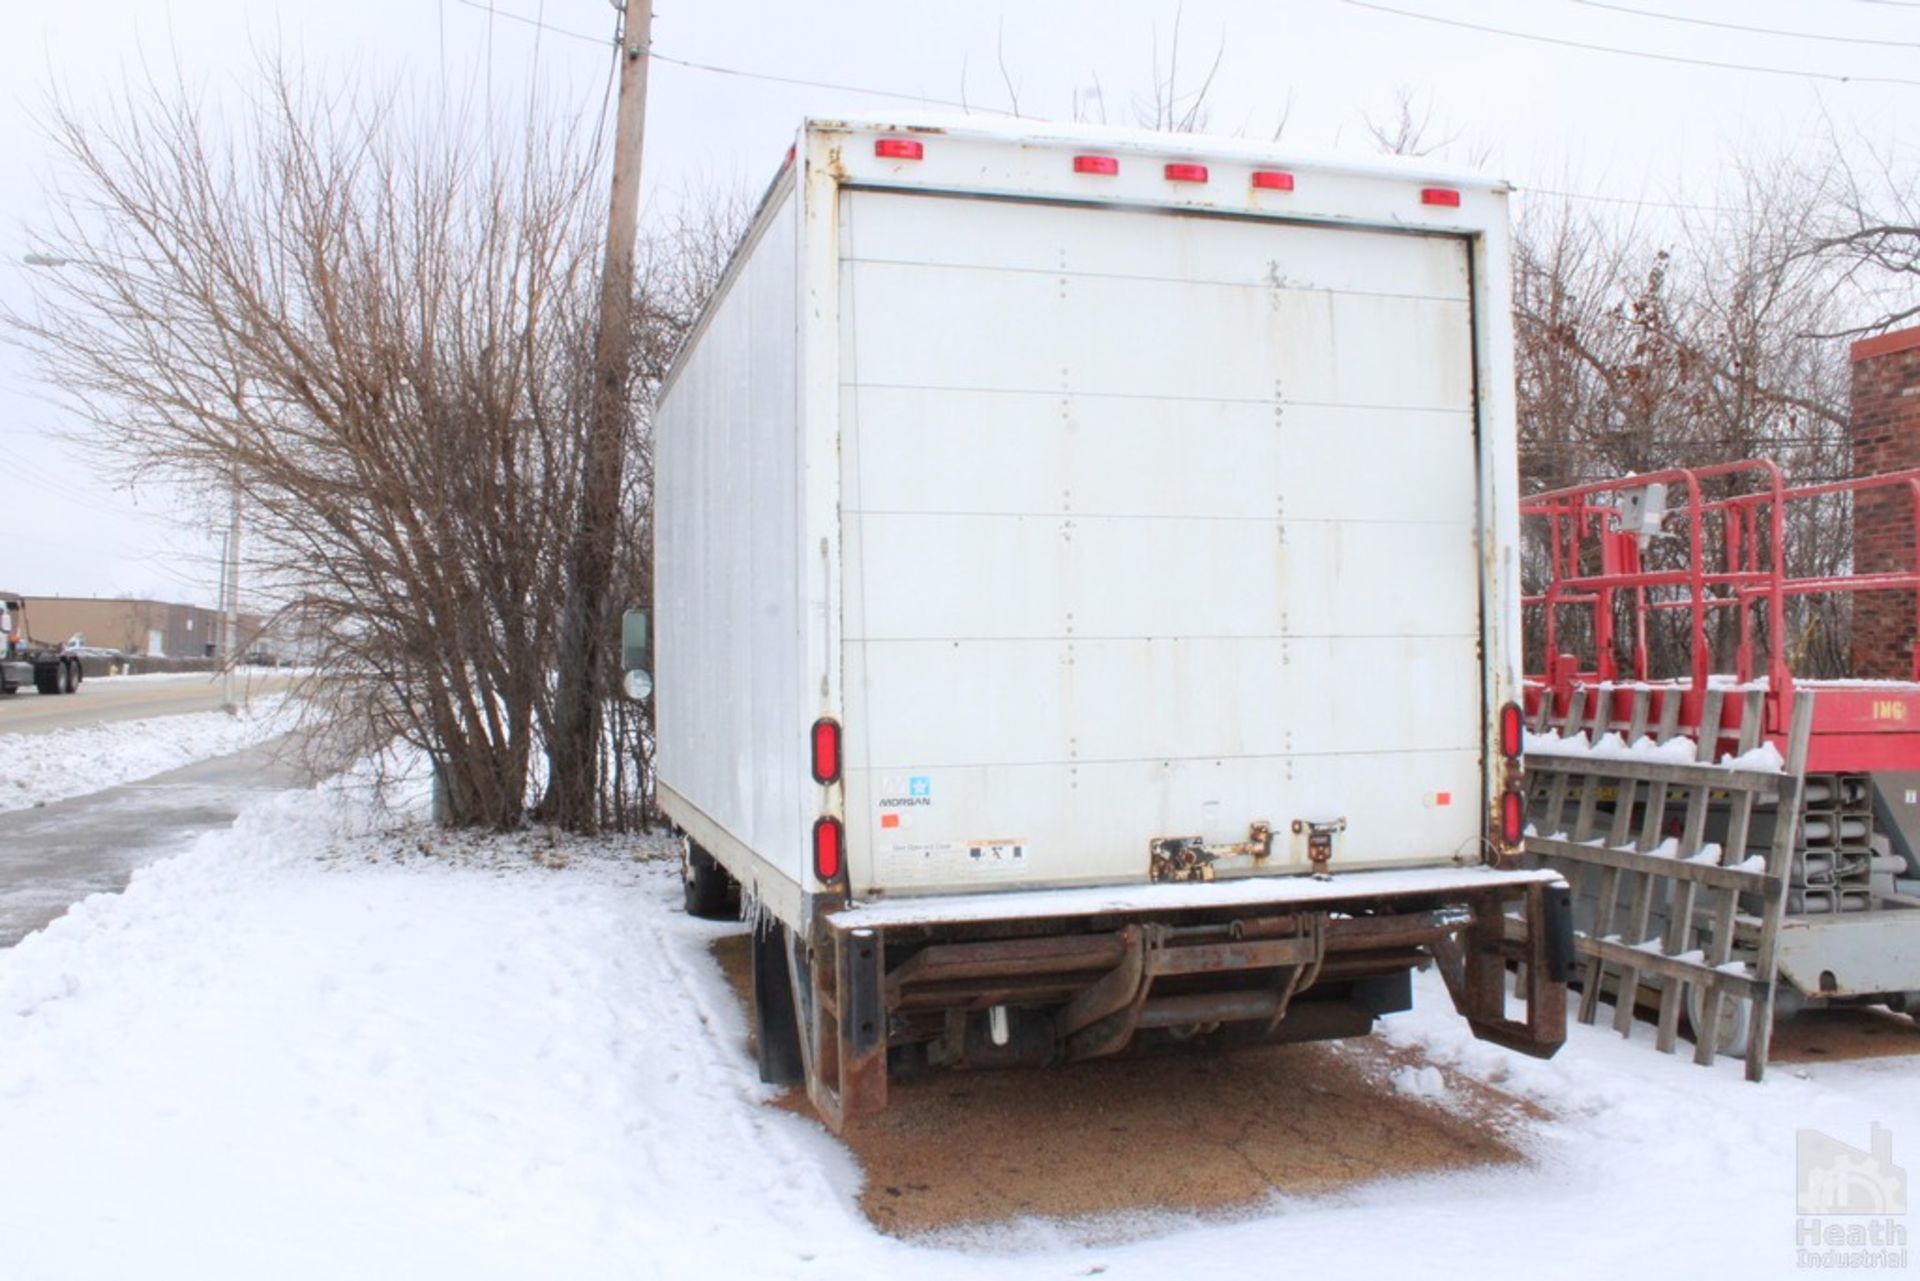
[
  {"x1": 841, "y1": 191, "x2": 1472, "y2": 303},
  {"x1": 654, "y1": 186, "x2": 808, "y2": 885},
  {"x1": 843, "y1": 754, "x2": 1483, "y2": 890},
  {"x1": 840, "y1": 190, "x2": 1484, "y2": 894},
  {"x1": 847, "y1": 637, "x2": 1477, "y2": 765},
  {"x1": 844, "y1": 258, "x2": 1472, "y2": 410},
  {"x1": 846, "y1": 515, "x2": 1474, "y2": 641},
  {"x1": 847, "y1": 388, "x2": 1475, "y2": 526}
]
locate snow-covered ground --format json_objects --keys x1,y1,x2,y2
[
  {"x1": 0, "y1": 696, "x2": 290, "y2": 812},
  {"x1": 2, "y1": 767, "x2": 1915, "y2": 1279}
]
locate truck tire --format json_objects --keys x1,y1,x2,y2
[
  {"x1": 682, "y1": 841, "x2": 734, "y2": 919},
  {"x1": 1686, "y1": 986, "x2": 1753, "y2": 1059},
  {"x1": 32, "y1": 665, "x2": 59, "y2": 695},
  {"x1": 62, "y1": 660, "x2": 80, "y2": 694},
  {"x1": 752, "y1": 921, "x2": 806, "y2": 1087}
]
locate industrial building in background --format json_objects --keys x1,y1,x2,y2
[{"x1": 22, "y1": 596, "x2": 268, "y2": 662}]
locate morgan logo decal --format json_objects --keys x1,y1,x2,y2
[{"x1": 878, "y1": 774, "x2": 934, "y2": 809}]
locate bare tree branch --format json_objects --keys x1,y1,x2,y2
[{"x1": 6, "y1": 56, "x2": 740, "y2": 830}]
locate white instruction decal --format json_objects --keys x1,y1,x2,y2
[{"x1": 877, "y1": 836, "x2": 1032, "y2": 885}]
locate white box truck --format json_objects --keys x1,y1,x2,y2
[{"x1": 650, "y1": 116, "x2": 1572, "y2": 1129}]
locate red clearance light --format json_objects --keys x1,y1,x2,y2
[
  {"x1": 1500, "y1": 702, "x2": 1524, "y2": 760},
  {"x1": 1501, "y1": 788, "x2": 1526, "y2": 846},
  {"x1": 811, "y1": 717, "x2": 841, "y2": 785},
  {"x1": 1421, "y1": 186, "x2": 1462, "y2": 208},
  {"x1": 874, "y1": 138, "x2": 924, "y2": 161},
  {"x1": 1251, "y1": 170, "x2": 1295, "y2": 191},
  {"x1": 813, "y1": 816, "x2": 844, "y2": 883},
  {"x1": 1164, "y1": 162, "x2": 1209, "y2": 184},
  {"x1": 1073, "y1": 154, "x2": 1119, "y2": 175}
]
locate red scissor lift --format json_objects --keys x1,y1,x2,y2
[{"x1": 1523, "y1": 460, "x2": 1920, "y2": 1058}]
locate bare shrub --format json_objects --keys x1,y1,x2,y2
[{"x1": 9, "y1": 58, "x2": 729, "y2": 829}]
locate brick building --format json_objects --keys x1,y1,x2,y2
[
  {"x1": 20, "y1": 595, "x2": 264, "y2": 659},
  {"x1": 1852, "y1": 326, "x2": 1920, "y2": 679}
]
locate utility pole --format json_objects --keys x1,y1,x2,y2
[
  {"x1": 221, "y1": 376, "x2": 248, "y2": 715},
  {"x1": 221, "y1": 474, "x2": 241, "y2": 713},
  {"x1": 544, "y1": 0, "x2": 653, "y2": 828}
]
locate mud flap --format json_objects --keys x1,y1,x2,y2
[
  {"x1": 752, "y1": 920, "x2": 805, "y2": 1086},
  {"x1": 1541, "y1": 881, "x2": 1576, "y2": 984}
]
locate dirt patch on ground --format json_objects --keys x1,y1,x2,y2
[
  {"x1": 1596, "y1": 982, "x2": 1920, "y2": 1066},
  {"x1": 708, "y1": 934, "x2": 1533, "y2": 1236},
  {"x1": 1772, "y1": 1006, "x2": 1920, "y2": 1064}
]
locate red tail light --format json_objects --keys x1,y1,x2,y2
[
  {"x1": 1500, "y1": 702, "x2": 1524, "y2": 760},
  {"x1": 874, "y1": 138, "x2": 924, "y2": 161},
  {"x1": 1501, "y1": 788, "x2": 1526, "y2": 846},
  {"x1": 1073, "y1": 154, "x2": 1119, "y2": 175},
  {"x1": 1421, "y1": 187, "x2": 1461, "y2": 208},
  {"x1": 813, "y1": 816, "x2": 844, "y2": 883},
  {"x1": 1251, "y1": 170, "x2": 1295, "y2": 191},
  {"x1": 1164, "y1": 162, "x2": 1209, "y2": 183},
  {"x1": 811, "y1": 717, "x2": 841, "y2": 785}
]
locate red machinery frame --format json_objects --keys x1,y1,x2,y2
[{"x1": 1523, "y1": 461, "x2": 1920, "y2": 772}]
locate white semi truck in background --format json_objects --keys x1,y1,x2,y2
[
  {"x1": 647, "y1": 116, "x2": 1572, "y2": 1130},
  {"x1": 0, "y1": 593, "x2": 84, "y2": 696}
]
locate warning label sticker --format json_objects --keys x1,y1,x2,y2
[
  {"x1": 876, "y1": 836, "x2": 1032, "y2": 884},
  {"x1": 966, "y1": 839, "x2": 1028, "y2": 864}
]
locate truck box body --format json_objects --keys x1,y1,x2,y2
[{"x1": 653, "y1": 117, "x2": 1564, "y2": 1125}]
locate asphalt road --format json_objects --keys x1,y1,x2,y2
[{"x1": 0, "y1": 671, "x2": 297, "y2": 735}]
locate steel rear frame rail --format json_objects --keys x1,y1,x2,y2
[{"x1": 796, "y1": 882, "x2": 1571, "y2": 1131}]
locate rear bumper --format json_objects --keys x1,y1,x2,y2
[
  {"x1": 829, "y1": 865, "x2": 1563, "y2": 931},
  {"x1": 801, "y1": 865, "x2": 1571, "y2": 1130}
]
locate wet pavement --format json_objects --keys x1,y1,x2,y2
[{"x1": 0, "y1": 737, "x2": 308, "y2": 947}]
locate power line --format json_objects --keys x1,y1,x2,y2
[
  {"x1": 448, "y1": 1, "x2": 989, "y2": 109},
  {"x1": 1575, "y1": 0, "x2": 1920, "y2": 49},
  {"x1": 442, "y1": 1, "x2": 1786, "y2": 216},
  {"x1": 583, "y1": 7, "x2": 622, "y2": 167},
  {"x1": 647, "y1": 50, "x2": 984, "y2": 112},
  {"x1": 1344, "y1": 0, "x2": 1920, "y2": 88},
  {"x1": 451, "y1": 0, "x2": 610, "y2": 47},
  {"x1": 1516, "y1": 184, "x2": 1747, "y2": 215}
]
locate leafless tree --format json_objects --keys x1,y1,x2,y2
[
  {"x1": 10, "y1": 59, "x2": 732, "y2": 829},
  {"x1": 1794, "y1": 132, "x2": 1920, "y2": 339},
  {"x1": 1512, "y1": 160, "x2": 1856, "y2": 679},
  {"x1": 1362, "y1": 87, "x2": 1460, "y2": 159},
  {"x1": 1132, "y1": 2, "x2": 1226, "y2": 134}
]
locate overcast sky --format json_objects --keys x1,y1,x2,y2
[{"x1": 3, "y1": 0, "x2": 1915, "y2": 607}]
